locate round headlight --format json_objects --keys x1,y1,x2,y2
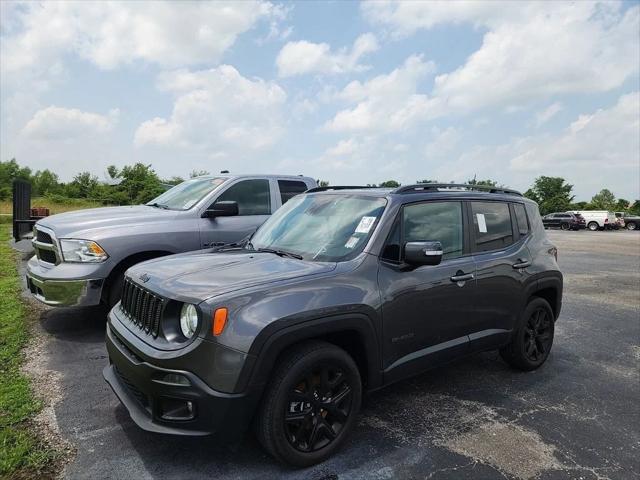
[{"x1": 179, "y1": 304, "x2": 199, "y2": 338}]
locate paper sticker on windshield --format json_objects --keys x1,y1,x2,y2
[
  {"x1": 476, "y1": 213, "x2": 488, "y2": 233},
  {"x1": 345, "y1": 236, "x2": 359, "y2": 249},
  {"x1": 355, "y1": 216, "x2": 376, "y2": 234}
]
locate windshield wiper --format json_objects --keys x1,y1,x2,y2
[
  {"x1": 147, "y1": 202, "x2": 170, "y2": 209},
  {"x1": 256, "y1": 247, "x2": 303, "y2": 260}
]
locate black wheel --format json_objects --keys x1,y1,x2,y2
[
  {"x1": 255, "y1": 341, "x2": 361, "y2": 467},
  {"x1": 587, "y1": 222, "x2": 599, "y2": 231},
  {"x1": 627, "y1": 222, "x2": 637, "y2": 231},
  {"x1": 560, "y1": 223, "x2": 570, "y2": 231},
  {"x1": 500, "y1": 297, "x2": 554, "y2": 371}
]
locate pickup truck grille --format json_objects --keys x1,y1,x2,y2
[
  {"x1": 32, "y1": 226, "x2": 59, "y2": 265},
  {"x1": 120, "y1": 278, "x2": 165, "y2": 337}
]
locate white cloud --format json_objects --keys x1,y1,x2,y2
[
  {"x1": 535, "y1": 102, "x2": 563, "y2": 127},
  {"x1": 1, "y1": 1, "x2": 276, "y2": 75},
  {"x1": 433, "y1": 92, "x2": 640, "y2": 199},
  {"x1": 424, "y1": 127, "x2": 461, "y2": 159},
  {"x1": 276, "y1": 33, "x2": 379, "y2": 77},
  {"x1": 135, "y1": 66, "x2": 286, "y2": 151},
  {"x1": 364, "y1": 1, "x2": 640, "y2": 114},
  {"x1": 325, "y1": 54, "x2": 436, "y2": 132},
  {"x1": 21, "y1": 106, "x2": 118, "y2": 140}
]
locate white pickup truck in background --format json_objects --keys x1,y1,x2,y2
[{"x1": 570, "y1": 210, "x2": 617, "y2": 231}]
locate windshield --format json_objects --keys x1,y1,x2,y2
[
  {"x1": 249, "y1": 194, "x2": 387, "y2": 262},
  {"x1": 146, "y1": 177, "x2": 227, "y2": 210}
]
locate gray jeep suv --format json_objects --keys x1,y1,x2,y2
[
  {"x1": 26, "y1": 174, "x2": 316, "y2": 307},
  {"x1": 103, "y1": 184, "x2": 562, "y2": 466}
]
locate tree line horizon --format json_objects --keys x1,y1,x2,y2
[{"x1": 1, "y1": 158, "x2": 638, "y2": 216}]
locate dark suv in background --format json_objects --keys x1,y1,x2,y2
[
  {"x1": 542, "y1": 212, "x2": 586, "y2": 230},
  {"x1": 103, "y1": 184, "x2": 562, "y2": 466}
]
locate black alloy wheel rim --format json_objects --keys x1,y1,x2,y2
[
  {"x1": 284, "y1": 364, "x2": 353, "y2": 452},
  {"x1": 524, "y1": 308, "x2": 553, "y2": 362}
]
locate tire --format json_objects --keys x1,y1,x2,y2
[
  {"x1": 106, "y1": 271, "x2": 124, "y2": 308},
  {"x1": 627, "y1": 222, "x2": 637, "y2": 231},
  {"x1": 587, "y1": 222, "x2": 599, "y2": 231},
  {"x1": 255, "y1": 340, "x2": 362, "y2": 467},
  {"x1": 500, "y1": 297, "x2": 554, "y2": 371},
  {"x1": 560, "y1": 223, "x2": 570, "y2": 231}
]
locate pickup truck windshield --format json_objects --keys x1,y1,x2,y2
[
  {"x1": 250, "y1": 194, "x2": 386, "y2": 262},
  {"x1": 146, "y1": 177, "x2": 227, "y2": 210}
]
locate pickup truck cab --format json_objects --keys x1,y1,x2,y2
[{"x1": 26, "y1": 174, "x2": 316, "y2": 307}]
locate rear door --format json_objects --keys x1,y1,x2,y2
[
  {"x1": 378, "y1": 200, "x2": 475, "y2": 382},
  {"x1": 198, "y1": 178, "x2": 272, "y2": 248},
  {"x1": 469, "y1": 200, "x2": 533, "y2": 350},
  {"x1": 276, "y1": 179, "x2": 310, "y2": 208}
]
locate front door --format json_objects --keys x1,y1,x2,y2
[
  {"x1": 378, "y1": 200, "x2": 475, "y2": 383},
  {"x1": 198, "y1": 179, "x2": 272, "y2": 248}
]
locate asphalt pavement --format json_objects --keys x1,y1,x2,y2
[{"x1": 22, "y1": 230, "x2": 640, "y2": 479}]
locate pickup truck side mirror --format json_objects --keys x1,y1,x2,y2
[
  {"x1": 404, "y1": 241, "x2": 443, "y2": 266},
  {"x1": 202, "y1": 201, "x2": 239, "y2": 218}
]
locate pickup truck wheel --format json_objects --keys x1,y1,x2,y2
[
  {"x1": 627, "y1": 222, "x2": 637, "y2": 231},
  {"x1": 500, "y1": 297, "x2": 554, "y2": 371},
  {"x1": 587, "y1": 222, "x2": 599, "y2": 231},
  {"x1": 255, "y1": 340, "x2": 361, "y2": 467}
]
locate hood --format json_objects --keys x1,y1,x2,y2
[
  {"x1": 126, "y1": 251, "x2": 337, "y2": 301},
  {"x1": 37, "y1": 205, "x2": 177, "y2": 238}
]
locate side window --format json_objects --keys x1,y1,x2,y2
[
  {"x1": 403, "y1": 202, "x2": 463, "y2": 259},
  {"x1": 215, "y1": 179, "x2": 271, "y2": 215},
  {"x1": 278, "y1": 180, "x2": 308, "y2": 204},
  {"x1": 471, "y1": 201, "x2": 513, "y2": 252},
  {"x1": 513, "y1": 203, "x2": 529, "y2": 236}
]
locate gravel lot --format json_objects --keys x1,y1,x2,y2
[{"x1": 21, "y1": 230, "x2": 640, "y2": 479}]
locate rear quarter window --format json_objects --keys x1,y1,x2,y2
[
  {"x1": 513, "y1": 203, "x2": 529, "y2": 236},
  {"x1": 471, "y1": 201, "x2": 514, "y2": 252}
]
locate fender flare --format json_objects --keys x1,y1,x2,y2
[{"x1": 237, "y1": 313, "x2": 382, "y2": 394}]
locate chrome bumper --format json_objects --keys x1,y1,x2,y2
[{"x1": 26, "y1": 256, "x2": 104, "y2": 307}]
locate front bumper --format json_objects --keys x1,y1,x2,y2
[
  {"x1": 26, "y1": 255, "x2": 104, "y2": 306},
  {"x1": 104, "y1": 322, "x2": 259, "y2": 437}
]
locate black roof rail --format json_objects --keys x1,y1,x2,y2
[
  {"x1": 392, "y1": 183, "x2": 522, "y2": 196},
  {"x1": 305, "y1": 185, "x2": 378, "y2": 193}
]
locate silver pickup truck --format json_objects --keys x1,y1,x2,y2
[{"x1": 26, "y1": 174, "x2": 316, "y2": 308}]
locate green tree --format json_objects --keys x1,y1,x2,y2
[
  {"x1": 590, "y1": 189, "x2": 616, "y2": 210},
  {"x1": 106, "y1": 165, "x2": 120, "y2": 179},
  {"x1": 190, "y1": 169, "x2": 210, "y2": 178},
  {"x1": 65, "y1": 172, "x2": 100, "y2": 198},
  {"x1": 318, "y1": 180, "x2": 330, "y2": 187},
  {"x1": 467, "y1": 177, "x2": 499, "y2": 186},
  {"x1": 164, "y1": 176, "x2": 185, "y2": 186},
  {"x1": 0, "y1": 158, "x2": 32, "y2": 199},
  {"x1": 379, "y1": 180, "x2": 401, "y2": 188},
  {"x1": 32, "y1": 169, "x2": 60, "y2": 196},
  {"x1": 614, "y1": 198, "x2": 630, "y2": 211},
  {"x1": 570, "y1": 201, "x2": 589, "y2": 210},
  {"x1": 119, "y1": 163, "x2": 164, "y2": 204},
  {"x1": 628, "y1": 201, "x2": 640, "y2": 215},
  {"x1": 524, "y1": 176, "x2": 574, "y2": 215}
]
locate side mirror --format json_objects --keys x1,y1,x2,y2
[
  {"x1": 404, "y1": 241, "x2": 443, "y2": 266},
  {"x1": 202, "y1": 201, "x2": 239, "y2": 218}
]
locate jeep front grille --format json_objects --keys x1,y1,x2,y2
[{"x1": 120, "y1": 278, "x2": 165, "y2": 337}]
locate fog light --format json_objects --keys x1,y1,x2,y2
[{"x1": 159, "y1": 397, "x2": 196, "y2": 420}]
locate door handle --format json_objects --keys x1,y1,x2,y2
[
  {"x1": 450, "y1": 273, "x2": 474, "y2": 282},
  {"x1": 512, "y1": 259, "x2": 531, "y2": 269}
]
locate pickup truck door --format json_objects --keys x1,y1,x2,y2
[{"x1": 198, "y1": 179, "x2": 273, "y2": 248}]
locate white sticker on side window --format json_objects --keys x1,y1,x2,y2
[
  {"x1": 476, "y1": 213, "x2": 488, "y2": 233},
  {"x1": 355, "y1": 216, "x2": 376, "y2": 234}
]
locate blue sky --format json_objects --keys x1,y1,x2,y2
[{"x1": 1, "y1": 1, "x2": 639, "y2": 201}]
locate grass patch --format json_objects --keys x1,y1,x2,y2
[
  {"x1": 0, "y1": 196, "x2": 103, "y2": 215},
  {"x1": 0, "y1": 228, "x2": 60, "y2": 478}
]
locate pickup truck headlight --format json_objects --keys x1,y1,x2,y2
[
  {"x1": 179, "y1": 304, "x2": 199, "y2": 338},
  {"x1": 59, "y1": 239, "x2": 108, "y2": 263}
]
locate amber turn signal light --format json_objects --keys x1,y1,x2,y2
[{"x1": 213, "y1": 308, "x2": 228, "y2": 336}]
